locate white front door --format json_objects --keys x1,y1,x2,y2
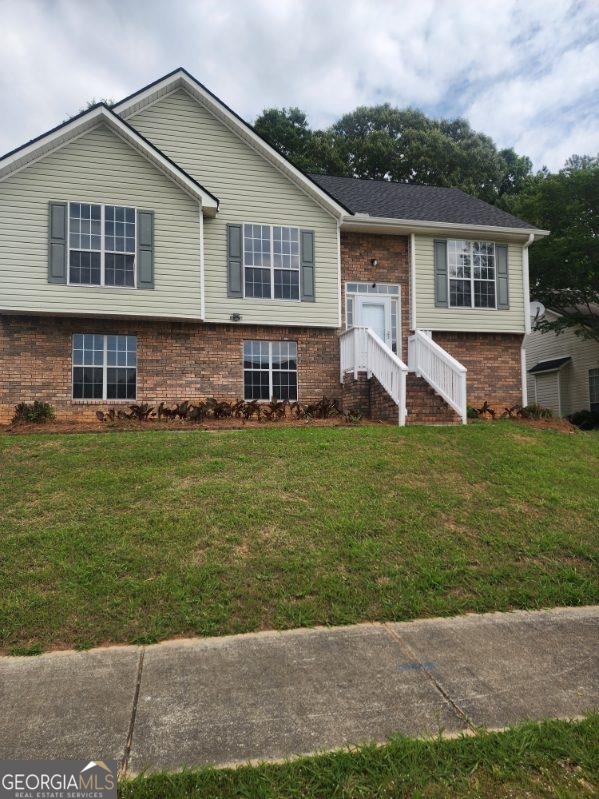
[{"x1": 356, "y1": 295, "x2": 392, "y2": 348}]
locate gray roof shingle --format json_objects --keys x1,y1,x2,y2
[
  {"x1": 528, "y1": 356, "x2": 572, "y2": 374},
  {"x1": 309, "y1": 173, "x2": 538, "y2": 230}
]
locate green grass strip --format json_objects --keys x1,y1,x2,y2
[{"x1": 119, "y1": 715, "x2": 599, "y2": 798}]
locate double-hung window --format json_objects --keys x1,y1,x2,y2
[
  {"x1": 448, "y1": 240, "x2": 496, "y2": 308},
  {"x1": 243, "y1": 224, "x2": 300, "y2": 300},
  {"x1": 243, "y1": 340, "x2": 298, "y2": 401},
  {"x1": 69, "y1": 203, "x2": 136, "y2": 287},
  {"x1": 72, "y1": 334, "x2": 137, "y2": 400}
]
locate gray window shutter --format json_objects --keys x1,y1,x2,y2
[
  {"x1": 495, "y1": 244, "x2": 509, "y2": 309},
  {"x1": 227, "y1": 224, "x2": 243, "y2": 298},
  {"x1": 48, "y1": 202, "x2": 67, "y2": 284},
  {"x1": 137, "y1": 210, "x2": 154, "y2": 289},
  {"x1": 434, "y1": 239, "x2": 448, "y2": 307},
  {"x1": 300, "y1": 229, "x2": 315, "y2": 302}
]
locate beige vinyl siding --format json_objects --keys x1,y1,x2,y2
[
  {"x1": 533, "y1": 372, "x2": 562, "y2": 415},
  {"x1": 525, "y1": 311, "x2": 599, "y2": 415},
  {"x1": 0, "y1": 124, "x2": 202, "y2": 319},
  {"x1": 414, "y1": 235, "x2": 526, "y2": 332},
  {"x1": 128, "y1": 89, "x2": 339, "y2": 327}
]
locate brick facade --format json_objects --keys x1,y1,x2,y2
[
  {"x1": 342, "y1": 373, "x2": 401, "y2": 424},
  {"x1": 0, "y1": 315, "x2": 341, "y2": 423},
  {"x1": 433, "y1": 331, "x2": 524, "y2": 410},
  {"x1": 340, "y1": 232, "x2": 410, "y2": 359},
  {"x1": 0, "y1": 233, "x2": 525, "y2": 424}
]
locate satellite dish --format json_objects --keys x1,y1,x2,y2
[{"x1": 529, "y1": 300, "x2": 545, "y2": 324}]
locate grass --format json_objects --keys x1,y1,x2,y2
[
  {"x1": 119, "y1": 715, "x2": 599, "y2": 798},
  {"x1": 0, "y1": 423, "x2": 597, "y2": 652}
]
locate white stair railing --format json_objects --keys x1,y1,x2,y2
[
  {"x1": 408, "y1": 330, "x2": 467, "y2": 424},
  {"x1": 340, "y1": 326, "x2": 408, "y2": 426}
]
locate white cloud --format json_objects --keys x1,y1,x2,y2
[{"x1": 0, "y1": 0, "x2": 597, "y2": 171}]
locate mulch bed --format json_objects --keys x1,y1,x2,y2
[{"x1": 1, "y1": 416, "x2": 579, "y2": 435}]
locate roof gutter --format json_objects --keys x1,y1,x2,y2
[{"x1": 341, "y1": 213, "x2": 548, "y2": 239}]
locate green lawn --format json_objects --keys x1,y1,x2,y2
[
  {"x1": 119, "y1": 716, "x2": 599, "y2": 798},
  {"x1": 1, "y1": 423, "x2": 597, "y2": 653}
]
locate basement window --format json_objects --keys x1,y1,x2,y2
[
  {"x1": 72, "y1": 334, "x2": 137, "y2": 400},
  {"x1": 243, "y1": 340, "x2": 297, "y2": 401}
]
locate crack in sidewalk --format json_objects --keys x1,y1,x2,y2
[
  {"x1": 383, "y1": 623, "x2": 475, "y2": 732},
  {"x1": 119, "y1": 647, "x2": 145, "y2": 777}
]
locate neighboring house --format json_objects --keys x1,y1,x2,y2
[
  {"x1": 0, "y1": 68, "x2": 547, "y2": 425},
  {"x1": 525, "y1": 306, "x2": 599, "y2": 417}
]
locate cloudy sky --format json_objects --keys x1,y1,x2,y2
[{"x1": 1, "y1": 0, "x2": 598, "y2": 171}]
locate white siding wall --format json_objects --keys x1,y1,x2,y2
[
  {"x1": 0, "y1": 125, "x2": 203, "y2": 318},
  {"x1": 525, "y1": 311, "x2": 599, "y2": 415},
  {"x1": 128, "y1": 89, "x2": 339, "y2": 327},
  {"x1": 414, "y1": 235, "x2": 526, "y2": 332}
]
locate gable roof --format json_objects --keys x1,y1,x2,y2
[
  {"x1": 112, "y1": 67, "x2": 349, "y2": 219},
  {"x1": 310, "y1": 174, "x2": 545, "y2": 234},
  {"x1": 0, "y1": 103, "x2": 219, "y2": 214}
]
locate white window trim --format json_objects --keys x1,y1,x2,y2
[
  {"x1": 242, "y1": 223, "x2": 301, "y2": 302},
  {"x1": 67, "y1": 201, "x2": 137, "y2": 289},
  {"x1": 448, "y1": 239, "x2": 497, "y2": 310},
  {"x1": 72, "y1": 334, "x2": 137, "y2": 402},
  {"x1": 242, "y1": 340, "x2": 299, "y2": 402}
]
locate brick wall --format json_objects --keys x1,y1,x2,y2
[
  {"x1": 340, "y1": 232, "x2": 410, "y2": 358},
  {"x1": 0, "y1": 315, "x2": 341, "y2": 422},
  {"x1": 433, "y1": 331, "x2": 524, "y2": 410},
  {"x1": 342, "y1": 373, "x2": 400, "y2": 424}
]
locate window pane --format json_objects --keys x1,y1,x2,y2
[
  {"x1": 272, "y1": 226, "x2": 300, "y2": 269},
  {"x1": 274, "y1": 269, "x2": 299, "y2": 300},
  {"x1": 69, "y1": 250, "x2": 101, "y2": 284},
  {"x1": 73, "y1": 366, "x2": 103, "y2": 399},
  {"x1": 450, "y1": 279, "x2": 471, "y2": 307},
  {"x1": 105, "y1": 253, "x2": 135, "y2": 287},
  {"x1": 244, "y1": 267, "x2": 271, "y2": 298},
  {"x1": 244, "y1": 370, "x2": 269, "y2": 400},
  {"x1": 106, "y1": 367, "x2": 136, "y2": 400},
  {"x1": 243, "y1": 224, "x2": 271, "y2": 268},
  {"x1": 272, "y1": 341, "x2": 297, "y2": 370},
  {"x1": 243, "y1": 339, "x2": 269, "y2": 369},
  {"x1": 272, "y1": 370, "x2": 297, "y2": 401},
  {"x1": 474, "y1": 280, "x2": 496, "y2": 308}
]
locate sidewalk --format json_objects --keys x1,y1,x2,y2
[{"x1": 1, "y1": 606, "x2": 597, "y2": 775}]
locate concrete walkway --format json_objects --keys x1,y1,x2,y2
[{"x1": 1, "y1": 606, "x2": 597, "y2": 775}]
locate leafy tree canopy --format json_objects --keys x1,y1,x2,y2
[
  {"x1": 254, "y1": 103, "x2": 532, "y2": 203},
  {"x1": 504, "y1": 155, "x2": 599, "y2": 340}
]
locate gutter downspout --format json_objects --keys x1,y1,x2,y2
[
  {"x1": 199, "y1": 206, "x2": 205, "y2": 320},
  {"x1": 521, "y1": 233, "x2": 535, "y2": 406}
]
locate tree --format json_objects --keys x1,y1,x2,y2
[
  {"x1": 253, "y1": 108, "x2": 346, "y2": 175},
  {"x1": 505, "y1": 157, "x2": 599, "y2": 341},
  {"x1": 254, "y1": 103, "x2": 532, "y2": 202}
]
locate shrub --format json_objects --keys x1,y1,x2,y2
[
  {"x1": 12, "y1": 401, "x2": 55, "y2": 424},
  {"x1": 567, "y1": 409, "x2": 599, "y2": 430},
  {"x1": 519, "y1": 403, "x2": 553, "y2": 420}
]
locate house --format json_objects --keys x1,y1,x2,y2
[
  {"x1": 525, "y1": 305, "x2": 599, "y2": 417},
  {"x1": 0, "y1": 68, "x2": 548, "y2": 425}
]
